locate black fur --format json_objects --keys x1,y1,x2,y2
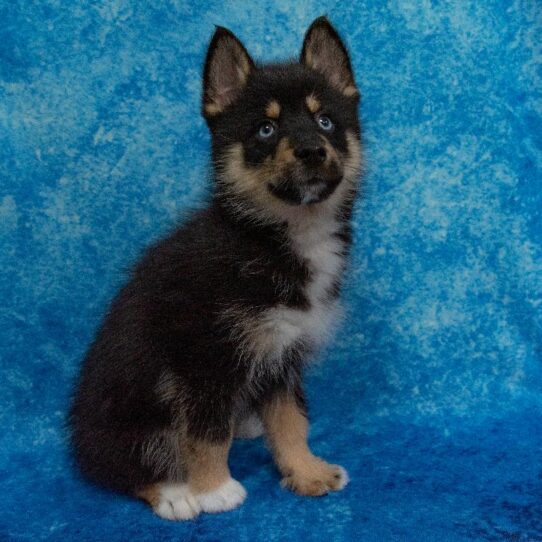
[
  {"x1": 69, "y1": 17, "x2": 361, "y2": 497},
  {"x1": 70, "y1": 205, "x2": 309, "y2": 491}
]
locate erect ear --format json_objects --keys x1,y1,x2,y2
[
  {"x1": 301, "y1": 16, "x2": 358, "y2": 98},
  {"x1": 202, "y1": 26, "x2": 254, "y2": 117}
]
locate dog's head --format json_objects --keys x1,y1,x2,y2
[{"x1": 202, "y1": 17, "x2": 361, "y2": 223}]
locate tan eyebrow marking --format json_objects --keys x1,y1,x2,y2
[
  {"x1": 204, "y1": 103, "x2": 223, "y2": 116},
  {"x1": 305, "y1": 94, "x2": 320, "y2": 114},
  {"x1": 342, "y1": 85, "x2": 359, "y2": 97},
  {"x1": 265, "y1": 100, "x2": 281, "y2": 119}
]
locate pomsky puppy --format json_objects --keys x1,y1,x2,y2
[{"x1": 70, "y1": 16, "x2": 362, "y2": 520}]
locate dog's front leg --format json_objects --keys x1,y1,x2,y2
[{"x1": 261, "y1": 389, "x2": 349, "y2": 496}]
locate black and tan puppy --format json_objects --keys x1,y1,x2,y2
[{"x1": 70, "y1": 17, "x2": 361, "y2": 520}]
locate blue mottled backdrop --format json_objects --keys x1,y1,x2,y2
[{"x1": 1, "y1": 1, "x2": 541, "y2": 540}]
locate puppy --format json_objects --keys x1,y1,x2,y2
[{"x1": 69, "y1": 16, "x2": 361, "y2": 520}]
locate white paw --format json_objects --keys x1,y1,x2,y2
[
  {"x1": 153, "y1": 483, "x2": 201, "y2": 520},
  {"x1": 335, "y1": 466, "x2": 350, "y2": 490},
  {"x1": 235, "y1": 413, "x2": 264, "y2": 439},
  {"x1": 195, "y1": 478, "x2": 247, "y2": 513}
]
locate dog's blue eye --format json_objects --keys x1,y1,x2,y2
[
  {"x1": 317, "y1": 114, "x2": 334, "y2": 131},
  {"x1": 258, "y1": 122, "x2": 275, "y2": 140}
]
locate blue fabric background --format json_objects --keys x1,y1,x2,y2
[{"x1": 1, "y1": 1, "x2": 541, "y2": 540}]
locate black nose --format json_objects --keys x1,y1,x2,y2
[{"x1": 294, "y1": 145, "x2": 327, "y2": 166}]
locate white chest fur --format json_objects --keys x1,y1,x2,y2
[
  {"x1": 225, "y1": 214, "x2": 346, "y2": 377},
  {"x1": 290, "y1": 215, "x2": 345, "y2": 306},
  {"x1": 283, "y1": 214, "x2": 346, "y2": 346}
]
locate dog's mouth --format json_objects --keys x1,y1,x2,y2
[{"x1": 267, "y1": 175, "x2": 342, "y2": 206}]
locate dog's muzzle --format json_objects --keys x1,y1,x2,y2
[{"x1": 268, "y1": 175, "x2": 342, "y2": 206}]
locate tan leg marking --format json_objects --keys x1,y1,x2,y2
[
  {"x1": 183, "y1": 437, "x2": 232, "y2": 493},
  {"x1": 137, "y1": 434, "x2": 246, "y2": 519},
  {"x1": 262, "y1": 394, "x2": 349, "y2": 496},
  {"x1": 184, "y1": 435, "x2": 247, "y2": 514}
]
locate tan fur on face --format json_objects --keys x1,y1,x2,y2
[
  {"x1": 262, "y1": 394, "x2": 347, "y2": 496},
  {"x1": 216, "y1": 130, "x2": 361, "y2": 225},
  {"x1": 183, "y1": 436, "x2": 232, "y2": 493},
  {"x1": 204, "y1": 103, "x2": 224, "y2": 116},
  {"x1": 265, "y1": 100, "x2": 281, "y2": 119},
  {"x1": 217, "y1": 144, "x2": 278, "y2": 215},
  {"x1": 318, "y1": 134, "x2": 340, "y2": 166},
  {"x1": 320, "y1": 130, "x2": 362, "y2": 209},
  {"x1": 342, "y1": 85, "x2": 358, "y2": 97},
  {"x1": 215, "y1": 138, "x2": 298, "y2": 223},
  {"x1": 274, "y1": 136, "x2": 296, "y2": 165},
  {"x1": 305, "y1": 94, "x2": 320, "y2": 114}
]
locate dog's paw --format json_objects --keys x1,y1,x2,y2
[
  {"x1": 281, "y1": 461, "x2": 349, "y2": 496},
  {"x1": 150, "y1": 483, "x2": 201, "y2": 521},
  {"x1": 195, "y1": 477, "x2": 247, "y2": 513}
]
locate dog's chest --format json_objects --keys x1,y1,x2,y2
[
  {"x1": 291, "y1": 218, "x2": 345, "y2": 308},
  {"x1": 285, "y1": 219, "x2": 345, "y2": 341},
  {"x1": 238, "y1": 218, "x2": 346, "y2": 369}
]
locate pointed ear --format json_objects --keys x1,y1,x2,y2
[
  {"x1": 203, "y1": 26, "x2": 254, "y2": 117},
  {"x1": 301, "y1": 16, "x2": 358, "y2": 98}
]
